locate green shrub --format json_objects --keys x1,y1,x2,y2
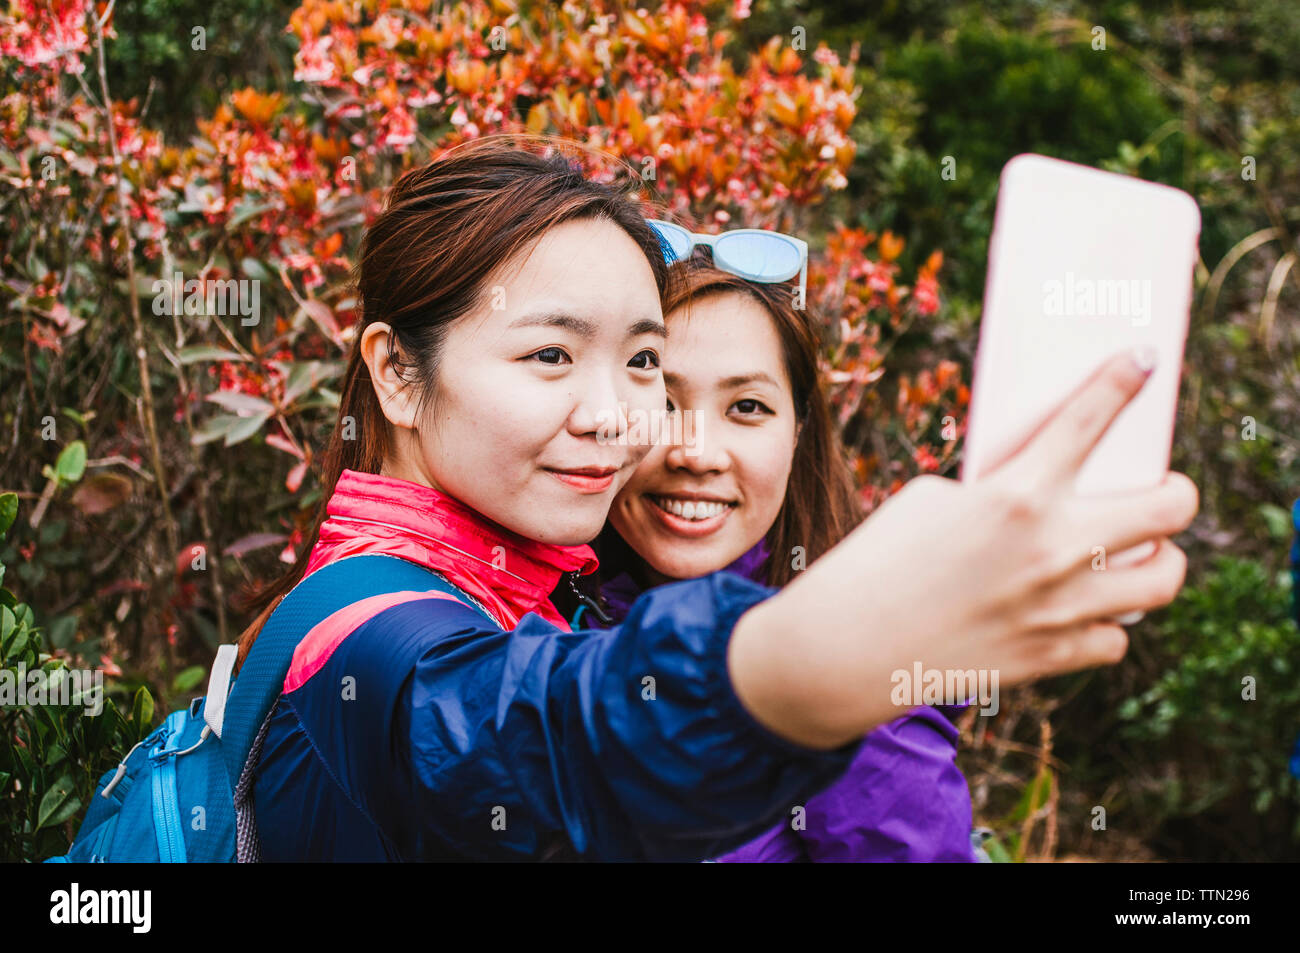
[
  {"x1": 0, "y1": 492, "x2": 155, "y2": 863},
  {"x1": 1117, "y1": 556, "x2": 1300, "y2": 842}
]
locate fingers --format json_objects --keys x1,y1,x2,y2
[
  {"x1": 993, "y1": 349, "x2": 1155, "y2": 489},
  {"x1": 1019, "y1": 621, "x2": 1130, "y2": 681},
  {"x1": 1059, "y1": 471, "x2": 1199, "y2": 558},
  {"x1": 1029, "y1": 537, "x2": 1188, "y2": 631}
]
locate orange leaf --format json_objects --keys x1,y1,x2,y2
[
  {"x1": 879, "y1": 230, "x2": 904, "y2": 262},
  {"x1": 230, "y1": 88, "x2": 284, "y2": 125},
  {"x1": 313, "y1": 232, "x2": 343, "y2": 259}
]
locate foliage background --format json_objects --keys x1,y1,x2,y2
[{"x1": 2, "y1": 0, "x2": 1297, "y2": 861}]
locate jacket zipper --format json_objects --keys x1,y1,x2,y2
[{"x1": 567, "y1": 571, "x2": 613, "y2": 626}]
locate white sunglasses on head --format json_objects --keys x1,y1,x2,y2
[{"x1": 646, "y1": 218, "x2": 808, "y2": 308}]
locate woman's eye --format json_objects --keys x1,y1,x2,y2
[
  {"x1": 628, "y1": 349, "x2": 660, "y2": 370},
  {"x1": 732, "y1": 399, "x2": 773, "y2": 416},
  {"x1": 529, "y1": 347, "x2": 571, "y2": 365}
]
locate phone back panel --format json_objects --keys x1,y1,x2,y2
[{"x1": 961, "y1": 154, "x2": 1201, "y2": 494}]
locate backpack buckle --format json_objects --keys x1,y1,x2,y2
[{"x1": 150, "y1": 726, "x2": 182, "y2": 760}]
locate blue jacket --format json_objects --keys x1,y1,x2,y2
[{"x1": 250, "y1": 469, "x2": 857, "y2": 861}]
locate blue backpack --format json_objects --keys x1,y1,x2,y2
[{"x1": 46, "y1": 554, "x2": 494, "y2": 862}]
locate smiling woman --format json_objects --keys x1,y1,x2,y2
[
  {"x1": 608, "y1": 263, "x2": 859, "y2": 586},
  {"x1": 358, "y1": 216, "x2": 668, "y2": 543},
  {"x1": 611, "y1": 290, "x2": 810, "y2": 578}
]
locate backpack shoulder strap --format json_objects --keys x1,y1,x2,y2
[{"x1": 220, "y1": 554, "x2": 496, "y2": 789}]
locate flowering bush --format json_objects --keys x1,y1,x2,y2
[{"x1": 1, "y1": 0, "x2": 956, "y2": 857}]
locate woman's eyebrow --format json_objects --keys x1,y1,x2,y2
[
  {"x1": 662, "y1": 371, "x2": 781, "y2": 390},
  {"x1": 718, "y1": 372, "x2": 782, "y2": 390},
  {"x1": 627, "y1": 317, "x2": 667, "y2": 339},
  {"x1": 506, "y1": 311, "x2": 666, "y2": 339},
  {"x1": 507, "y1": 311, "x2": 598, "y2": 336}
]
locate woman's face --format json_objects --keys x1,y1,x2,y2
[
  {"x1": 373, "y1": 217, "x2": 667, "y2": 546},
  {"x1": 608, "y1": 291, "x2": 800, "y2": 581}
]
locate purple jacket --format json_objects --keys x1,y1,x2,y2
[{"x1": 592, "y1": 540, "x2": 978, "y2": 862}]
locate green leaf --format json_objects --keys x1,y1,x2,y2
[
  {"x1": 192, "y1": 414, "x2": 240, "y2": 446},
  {"x1": 240, "y1": 257, "x2": 273, "y2": 283},
  {"x1": 27, "y1": 249, "x2": 49, "y2": 281},
  {"x1": 1007, "y1": 766, "x2": 1054, "y2": 826},
  {"x1": 277, "y1": 360, "x2": 342, "y2": 406},
  {"x1": 38, "y1": 519, "x2": 67, "y2": 545},
  {"x1": 223, "y1": 411, "x2": 271, "y2": 447},
  {"x1": 227, "y1": 202, "x2": 274, "y2": 230},
  {"x1": 1, "y1": 606, "x2": 22, "y2": 658},
  {"x1": 1258, "y1": 503, "x2": 1292, "y2": 542},
  {"x1": 36, "y1": 773, "x2": 76, "y2": 830},
  {"x1": 44, "y1": 615, "x2": 78, "y2": 651},
  {"x1": 60, "y1": 407, "x2": 90, "y2": 429},
  {"x1": 12, "y1": 603, "x2": 34, "y2": 629},
  {"x1": 983, "y1": 833, "x2": 1014, "y2": 863},
  {"x1": 0, "y1": 492, "x2": 17, "y2": 538},
  {"x1": 171, "y1": 665, "x2": 206, "y2": 694},
  {"x1": 177, "y1": 346, "x2": 246, "y2": 364},
  {"x1": 130, "y1": 686, "x2": 155, "y2": 736},
  {"x1": 205, "y1": 391, "x2": 274, "y2": 415},
  {"x1": 54, "y1": 441, "x2": 87, "y2": 485},
  {"x1": 14, "y1": 742, "x2": 34, "y2": 781}
]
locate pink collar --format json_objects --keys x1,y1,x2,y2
[{"x1": 305, "y1": 469, "x2": 597, "y2": 630}]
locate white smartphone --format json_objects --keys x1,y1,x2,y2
[{"x1": 961, "y1": 154, "x2": 1200, "y2": 598}]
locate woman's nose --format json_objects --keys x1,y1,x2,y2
[
  {"x1": 665, "y1": 412, "x2": 728, "y2": 473},
  {"x1": 567, "y1": 372, "x2": 628, "y2": 440}
]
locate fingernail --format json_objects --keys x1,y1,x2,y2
[{"x1": 1131, "y1": 347, "x2": 1157, "y2": 375}]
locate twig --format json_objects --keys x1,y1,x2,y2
[
  {"x1": 162, "y1": 237, "x2": 229, "y2": 643},
  {"x1": 86, "y1": 454, "x2": 156, "y2": 482},
  {"x1": 91, "y1": 0, "x2": 179, "y2": 564}
]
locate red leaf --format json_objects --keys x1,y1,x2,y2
[
  {"x1": 286, "y1": 459, "x2": 308, "y2": 493},
  {"x1": 265, "y1": 431, "x2": 306, "y2": 460},
  {"x1": 223, "y1": 532, "x2": 288, "y2": 558}
]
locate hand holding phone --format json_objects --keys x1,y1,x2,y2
[{"x1": 962, "y1": 154, "x2": 1201, "y2": 623}]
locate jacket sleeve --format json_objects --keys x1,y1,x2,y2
[
  {"x1": 795, "y1": 707, "x2": 977, "y2": 862},
  {"x1": 328, "y1": 570, "x2": 859, "y2": 861}
]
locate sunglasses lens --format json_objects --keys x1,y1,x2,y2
[
  {"x1": 714, "y1": 233, "x2": 801, "y2": 281},
  {"x1": 647, "y1": 221, "x2": 693, "y2": 263}
]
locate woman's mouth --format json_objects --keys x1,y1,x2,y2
[
  {"x1": 547, "y1": 466, "x2": 618, "y2": 494},
  {"x1": 646, "y1": 494, "x2": 737, "y2": 537}
]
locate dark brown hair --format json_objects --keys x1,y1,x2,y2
[
  {"x1": 235, "y1": 136, "x2": 674, "y2": 667},
  {"x1": 593, "y1": 257, "x2": 863, "y2": 592}
]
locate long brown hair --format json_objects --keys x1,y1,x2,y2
[
  {"x1": 234, "y1": 136, "x2": 674, "y2": 667},
  {"x1": 656, "y1": 259, "x2": 863, "y2": 588}
]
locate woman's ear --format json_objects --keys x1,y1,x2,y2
[{"x1": 360, "y1": 323, "x2": 419, "y2": 430}]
